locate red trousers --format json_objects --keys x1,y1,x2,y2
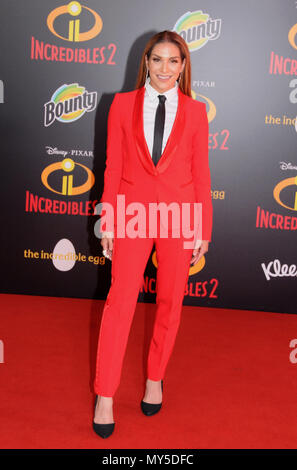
[{"x1": 93, "y1": 232, "x2": 194, "y2": 397}]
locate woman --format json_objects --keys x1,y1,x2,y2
[{"x1": 93, "y1": 30, "x2": 213, "y2": 438}]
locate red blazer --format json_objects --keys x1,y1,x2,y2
[{"x1": 100, "y1": 85, "x2": 213, "y2": 242}]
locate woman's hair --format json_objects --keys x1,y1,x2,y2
[{"x1": 135, "y1": 30, "x2": 192, "y2": 97}]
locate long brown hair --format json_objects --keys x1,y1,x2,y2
[{"x1": 135, "y1": 31, "x2": 192, "y2": 97}]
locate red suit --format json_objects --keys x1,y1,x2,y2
[{"x1": 94, "y1": 85, "x2": 213, "y2": 397}]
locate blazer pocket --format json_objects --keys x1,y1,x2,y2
[
  {"x1": 180, "y1": 179, "x2": 193, "y2": 188},
  {"x1": 121, "y1": 176, "x2": 134, "y2": 185}
]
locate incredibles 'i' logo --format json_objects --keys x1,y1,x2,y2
[
  {"x1": 191, "y1": 91, "x2": 216, "y2": 123},
  {"x1": 152, "y1": 251, "x2": 206, "y2": 276},
  {"x1": 273, "y1": 176, "x2": 297, "y2": 211},
  {"x1": 41, "y1": 158, "x2": 95, "y2": 195},
  {"x1": 47, "y1": 1, "x2": 103, "y2": 42},
  {"x1": 288, "y1": 22, "x2": 297, "y2": 50}
]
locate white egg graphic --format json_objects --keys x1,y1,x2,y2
[{"x1": 52, "y1": 238, "x2": 76, "y2": 271}]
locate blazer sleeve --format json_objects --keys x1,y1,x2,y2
[
  {"x1": 100, "y1": 93, "x2": 123, "y2": 212},
  {"x1": 192, "y1": 102, "x2": 213, "y2": 242}
]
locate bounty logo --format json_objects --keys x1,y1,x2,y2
[
  {"x1": 44, "y1": 83, "x2": 97, "y2": 127},
  {"x1": 173, "y1": 10, "x2": 222, "y2": 51}
]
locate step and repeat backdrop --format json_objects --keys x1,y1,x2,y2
[{"x1": 1, "y1": 0, "x2": 296, "y2": 313}]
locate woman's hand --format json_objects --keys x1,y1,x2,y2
[
  {"x1": 101, "y1": 235, "x2": 114, "y2": 261},
  {"x1": 190, "y1": 240, "x2": 209, "y2": 265}
]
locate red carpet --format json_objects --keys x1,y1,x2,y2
[{"x1": 0, "y1": 293, "x2": 297, "y2": 449}]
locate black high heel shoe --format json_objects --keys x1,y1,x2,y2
[
  {"x1": 93, "y1": 395, "x2": 115, "y2": 439},
  {"x1": 140, "y1": 379, "x2": 163, "y2": 416}
]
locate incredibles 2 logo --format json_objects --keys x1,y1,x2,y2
[
  {"x1": 256, "y1": 177, "x2": 297, "y2": 231},
  {"x1": 268, "y1": 23, "x2": 297, "y2": 74},
  {"x1": 173, "y1": 10, "x2": 222, "y2": 52},
  {"x1": 144, "y1": 252, "x2": 219, "y2": 299},
  {"x1": 25, "y1": 158, "x2": 97, "y2": 216},
  {"x1": 44, "y1": 83, "x2": 97, "y2": 127},
  {"x1": 30, "y1": 2, "x2": 117, "y2": 64},
  {"x1": 191, "y1": 91, "x2": 230, "y2": 151}
]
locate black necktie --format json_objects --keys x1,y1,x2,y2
[{"x1": 152, "y1": 94, "x2": 166, "y2": 166}]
